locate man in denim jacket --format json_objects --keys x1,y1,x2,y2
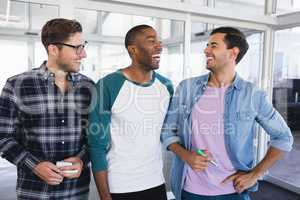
[{"x1": 161, "y1": 27, "x2": 293, "y2": 200}]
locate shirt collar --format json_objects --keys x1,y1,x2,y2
[
  {"x1": 38, "y1": 61, "x2": 77, "y2": 82},
  {"x1": 196, "y1": 72, "x2": 242, "y2": 90}
]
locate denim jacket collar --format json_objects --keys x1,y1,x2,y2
[{"x1": 195, "y1": 72, "x2": 242, "y2": 91}]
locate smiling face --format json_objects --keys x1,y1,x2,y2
[
  {"x1": 204, "y1": 33, "x2": 237, "y2": 73},
  {"x1": 130, "y1": 28, "x2": 162, "y2": 71},
  {"x1": 55, "y1": 32, "x2": 87, "y2": 73}
]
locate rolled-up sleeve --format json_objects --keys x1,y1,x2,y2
[
  {"x1": 161, "y1": 83, "x2": 183, "y2": 150},
  {"x1": 256, "y1": 91, "x2": 293, "y2": 152}
]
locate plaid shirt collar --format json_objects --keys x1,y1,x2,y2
[{"x1": 37, "y1": 61, "x2": 78, "y2": 83}]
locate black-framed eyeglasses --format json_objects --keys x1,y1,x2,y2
[{"x1": 51, "y1": 41, "x2": 88, "y2": 55}]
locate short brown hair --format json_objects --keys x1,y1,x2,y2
[
  {"x1": 210, "y1": 26, "x2": 249, "y2": 64},
  {"x1": 41, "y1": 18, "x2": 82, "y2": 53}
]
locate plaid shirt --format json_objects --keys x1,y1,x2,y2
[{"x1": 0, "y1": 62, "x2": 94, "y2": 199}]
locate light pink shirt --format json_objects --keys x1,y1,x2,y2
[{"x1": 183, "y1": 86, "x2": 237, "y2": 195}]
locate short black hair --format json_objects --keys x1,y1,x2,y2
[
  {"x1": 210, "y1": 26, "x2": 249, "y2": 64},
  {"x1": 41, "y1": 18, "x2": 82, "y2": 53},
  {"x1": 125, "y1": 24, "x2": 153, "y2": 49}
]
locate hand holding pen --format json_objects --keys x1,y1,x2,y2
[
  {"x1": 195, "y1": 149, "x2": 218, "y2": 167},
  {"x1": 184, "y1": 148, "x2": 212, "y2": 171}
]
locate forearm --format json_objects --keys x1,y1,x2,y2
[
  {"x1": 76, "y1": 145, "x2": 89, "y2": 164},
  {"x1": 251, "y1": 147, "x2": 284, "y2": 177},
  {"x1": 0, "y1": 137, "x2": 40, "y2": 170},
  {"x1": 93, "y1": 170, "x2": 112, "y2": 200},
  {"x1": 168, "y1": 143, "x2": 190, "y2": 162}
]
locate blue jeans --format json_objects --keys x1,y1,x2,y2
[{"x1": 181, "y1": 190, "x2": 251, "y2": 200}]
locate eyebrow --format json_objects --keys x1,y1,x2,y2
[
  {"x1": 207, "y1": 41, "x2": 218, "y2": 46},
  {"x1": 145, "y1": 35, "x2": 156, "y2": 39}
]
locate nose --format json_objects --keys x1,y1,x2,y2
[
  {"x1": 156, "y1": 41, "x2": 163, "y2": 52},
  {"x1": 80, "y1": 49, "x2": 87, "y2": 58},
  {"x1": 204, "y1": 45, "x2": 210, "y2": 55}
]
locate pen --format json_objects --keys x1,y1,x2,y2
[{"x1": 195, "y1": 149, "x2": 218, "y2": 167}]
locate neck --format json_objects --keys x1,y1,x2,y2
[
  {"x1": 208, "y1": 69, "x2": 236, "y2": 88},
  {"x1": 122, "y1": 63, "x2": 153, "y2": 84},
  {"x1": 46, "y1": 60, "x2": 68, "y2": 82}
]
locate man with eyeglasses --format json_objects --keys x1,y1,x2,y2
[{"x1": 0, "y1": 18, "x2": 94, "y2": 199}]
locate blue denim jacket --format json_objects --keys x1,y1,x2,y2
[{"x1": 161, "y1": 73, "x2": 293, "y2": 200}]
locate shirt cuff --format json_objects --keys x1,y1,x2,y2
[
  {"x1": 76, "y1": 147, "x2": 90, "y2": 165},
  {"x1": 23, "y1": 153, "x2": 41, "y2": 171}
]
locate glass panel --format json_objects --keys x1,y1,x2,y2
[
  {"x1": 30, "y1": 3, "x2": 59, "y2": 30},
  {"x1": 0, "y1": 0, "x2": 7, "y2": 14},
  {"x1": 34, "y1": 42, "x2": 47, "y2": 68},
  {"x1": 0, "y1": 39, "x2": 28, "y2": 91},
  {"x1": 0, "y1": 1, "x2": 59, "y2": 30},
  {"x1": 159, "y1": 45, "x2": 184, "y2": 86},
  {"x1": 102, "y1": 12, "x2": 129, "y2": 36},
  {"x1": 191, "y1": 22, "x2": 207, "y2": 36},
  {"x1": 81, "y1": 44, "x2": 130, "y2": 82},
  {"x1": 189, "y1": 23, "x2": 263, "y2": 85},
  {"x1": 102, "y1": 13, "x2": 157, "y2": 37},
  {"x1": 270, "y1": 27, "x2": 300, "y2": 189},
  {"x1": 99, "y1": 44, "x2": 130, "y2": 76},
  {"x1": 277, "y1": 0, "x2": 300, "y2": 14},
  {"x1": 189, "y1": 40, "x2": 207, "y2": 77},
  {"x1": 237, "y1": 33, "x2": 263, "y2": 84},
  {"x1": 215, "y1": 0, "x2": 265, "y2": 15},
  {"x1": 0, "y1": 0, "x2": 28, "y2": 29},
  {"x1": 74, "y1": 8, "x2": 98, "y2": 34},
  {"x1": 161, "y1": 19, "x2": 171, "y2": 40},
  {"x1": 190, "y1": 0, "x2": 207, "y2": 6},
  {"x1": 0, "y1": 39, "x2": 28, "y2": 191}
]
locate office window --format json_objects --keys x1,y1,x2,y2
[
  {"x1": 0, "y1": 1, "x2": 58, "y2": 30},
  {"x1": 102, "y1": 13, "x2": 157, "y2": 37},
  {"x1": 0, "y1": 0, "x2": 28, "y2": 29},
  {"x1": 0, "y1": 39, "x2": 28, "y2": 91},
  {"x1": 277, "y1": 0, "x2": 300, "y2": 14},
  {"x1": 74, "y1": 9, "x2": 98, "y2": 34},
  {"x1": 270, "y1": 27, "x2": 300, "y2": 190},
  {"x1": 34, "y1": 42, "x2": 47, "y2": 68},
  {"x1": 189, "y1": 0, "x2": 207, "y2": 6},
  {"x1": 0, "y1": 38, "x2": 28, "y2": 170},
  {"x1": 215, "y1": 0, "x2": 265, "y2": 15},
  {"x1": 30, "y1": 3, "x2": 59, "y2": 30}
]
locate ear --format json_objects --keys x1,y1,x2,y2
[
  {"x1": 47, "y1": 44, "x2": 59, "y2": 57},
  {"x1": 231, "y1": 47, "x2": 240, "y2": 61},
  {"x1": 128, "y1": 45, "x2": 137, "y2": 56}
]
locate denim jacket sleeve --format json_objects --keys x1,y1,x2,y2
[
  {"x1": 255, "y1": 90, "x2": 293, "y2": 152},
  {"x1": 161, "y1": 82, "x2": 182, "y2": 150}
]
